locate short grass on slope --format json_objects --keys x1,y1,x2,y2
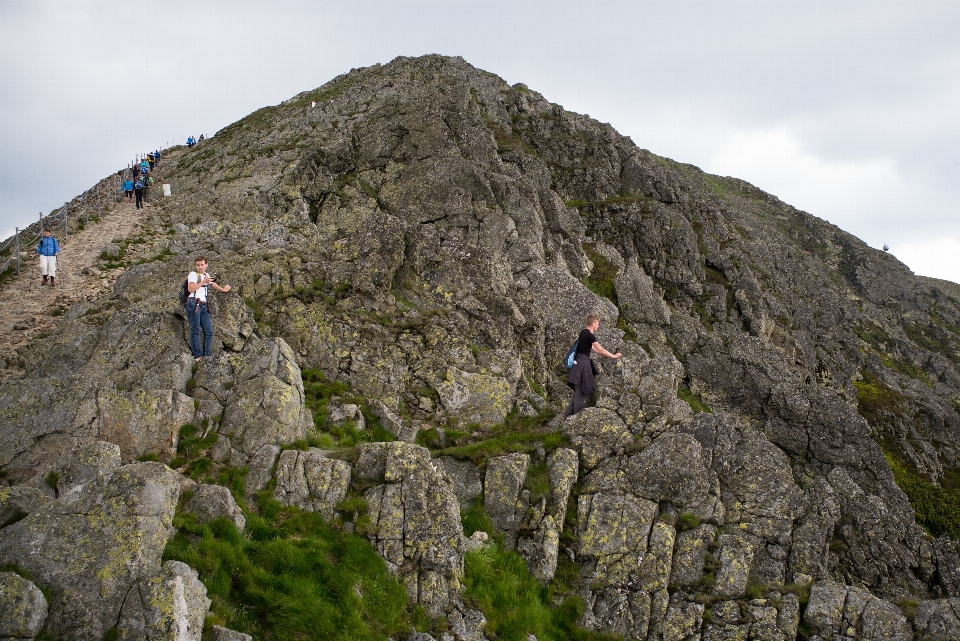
[
  {"x1": 461, "y1": 503, "x2": 619, "y2": 641},
  {"x1": 884, "y1": 451, "x2": 960, "y2": 541},
  {"x1": 163, "y1": 496, "x2": 412, "y2": 641}
]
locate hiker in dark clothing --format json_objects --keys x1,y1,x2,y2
[
  {"x1": 562, "y1": 314, "x2": 622, "y2": 417},
  {"x1": 134, "y1": 177, "x2": 144, "y2": 209}
]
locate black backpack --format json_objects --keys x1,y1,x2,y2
[{"x1": 179, "y1": 279, "x2": 190, "y2": 306}]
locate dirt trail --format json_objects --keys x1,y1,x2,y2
[{"x1": 0, "y1": 151, "x2": 182, "y2": 380}]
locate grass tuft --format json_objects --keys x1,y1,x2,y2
[{"x1": 164, "y1": 498, "x2": 413, "y2": 640}]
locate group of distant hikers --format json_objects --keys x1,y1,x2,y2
[
  {"x1": 121, "y1": 150, "x2": 161, "y2": 209},
  {"x1": 186, "y1": 134, "x2": 204, "y2": 148}
]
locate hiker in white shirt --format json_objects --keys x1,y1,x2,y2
[{"x1": 185, "y1": 256, "x2": 231, "y2": 361}]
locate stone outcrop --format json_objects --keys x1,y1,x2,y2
[
  {"x1": 803, "y1": 580, "x2": 912, "y2": 641},
  {"x1": 273, "y1": 448, "x2": 351, "y2": 519},
  {"x1": 117, "y1": 560, "x2": 210, "y2": 641},
  {"x1": 356, "y1": 442, "x2": 464, "y2": 615},
  {"x1": 0, "y1": 462, "x2": 182, "y2": 641},
  {"x1": 183, "y1": 483, "x2": 246, "y2": 531},
  {"x1": 0, "y1": 571, "x2": 48, "y2": 640}
]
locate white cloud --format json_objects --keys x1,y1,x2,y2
[
  {"x1": 893, "y1": 237, "x2": 960, "y2": 283},
  {"x1": 704, "y1": 126, "x2": 904, "y2": 236}
]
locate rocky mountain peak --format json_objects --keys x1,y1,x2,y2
[{"x1": 2, "y1": 54, "x2": 960, "y2": 640}]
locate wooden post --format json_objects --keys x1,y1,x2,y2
[
  {"x1": 14, "y1": 227, "x2": 19, "y2": 275},
  {"x1": 64, "y1": 203, "x2": 69, "y2": 242}
]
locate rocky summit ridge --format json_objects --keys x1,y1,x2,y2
[{"x1": 2, "y1": 54, "x2": 960, "y2": 640}]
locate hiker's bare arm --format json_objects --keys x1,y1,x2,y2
[
  {"x1": 211, "y1": 281, "x2": 231, "y2": 293},
  {"x1": 591, "y1": 341, "x2": 622, "y2": 359},
  {"x1": 187, "y1": 275, "x2": 212, "y2": 293}
]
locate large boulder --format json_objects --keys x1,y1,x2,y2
[
  {"x1": 0, "y1": 571, "x2": 48, "y2": 639},
  {"x1": 183, "y1": 483, "x2": 246, "y2": 531},
  {"x1": 273, "y1": 448, "x2": 352, "y2": 519},
  {"x1": 357, "y1": 442, "x2": 464, "y2": 615},
  {"x1": 0, "y1": 462, "x2": 181, "y2": 641},
  {"x1": 117, "y1": 560, "x2": 210, "y2": 641},
  {"x1": 196, "y1": 337, "x2": 311, "y2": 457}
]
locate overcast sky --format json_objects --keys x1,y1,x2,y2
[{"x1": 2, "y1": 1, "x2": 959, "y2": 280}]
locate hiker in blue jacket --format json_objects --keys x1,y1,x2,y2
[
  {"x1": 123, "y1": 178, "x2": 134, "y2": 200},
  {"x1": 35, "y1": 228, "x2": 61, "y2": 287}
]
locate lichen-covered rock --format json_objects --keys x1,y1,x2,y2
[
  {"x1": 326, "y1": 401, "x2": 365, "y2": 431},
  {"x1": 0, "y1": 486, "x2": 50, "y2": 528},
  {"x1": 651, "y1": 592, "x2": 703, "y2": 641},
  {"x1": 577, "y1": 490, "x2": 658, "y2": 587},
  {"x1": 437, "y1": 456, "x2": 482, "y2": 508},
  {"x1": 803, "y1": 580, "x2": 912, "y2": 640},
  {"x1": 714, "y1": 533, "x2": 756, "y2": 599},
  {"x1": 670, "y1": 524, "x2": 717, "y2": 587},
  {"x1": 483, "y1": 453, "x2": 530, "y2": 546},
  {"x1": 0, "y1": 462, "x2": 180, "y2": 641},
  {"x1": 197, "y1": 337, "x2": 311, "y2": 456},
  {"x1": 94, "y1": 389, "x2": 196, "y2": 463},
  {"x1": 211, "y1": 625, "x2": 253, "y2": 641},
  {"x1": 57, "y1": 440, "x2": 121, "y2": 501},
  {"x1": 625, "y1": 432, "x2": 710, "y2": 508},
  {"x1": 0, "y1": 571, "x2": 48, "y2": 639},
  {"x1": 368, "y1": 399, "x2": 417, "y2": 442},
  {"x1": 359, "y1": 442, "x2": 464, "y2": 615},
  {"x1": 436, "y1": 366, "x2": 514, "y2": 427},
  {"x1": 913, "y1": 598, "x2": 960, "y2": 641},
  {"x1": 446, "y1": 606, "x2": 487, "y2": 641},
  {"x1": 117, "y1": 560, "x2": 210, "y2": 641},
  {"x1": 561, "y1": 408, "x2": 633, "y2": 471},
  {"x1": 273, "y1": 449, "x2": 351, "y2": 519},
  {"x1": 517, "y1": 448, "x2": 578, "y2": 582},
  {"x1": 183, "y1": 483, "x2": 245, "y2": 531},
  {"x1": 244, "y1": 443, "x2": 280, "y2": 505}
]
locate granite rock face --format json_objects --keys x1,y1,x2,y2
[
  {"x1": 0, "y1": 571, "x2": 48, "y2": 640},
  {"x1": 273, "y1": 448, "x2": 351, "y2": 519},
  {"x1": 0, "y1": 462, "x2": 181, "y2": 641},
  {"x1": 356, "y1": 442, "x2": 465, "y2": 615}
]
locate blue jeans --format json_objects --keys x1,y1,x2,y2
[{"x1": 186, "y1": 299, "x2": 213, "y2": 358}]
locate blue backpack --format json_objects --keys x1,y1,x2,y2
[{"x1": 564, "y1": 340, "x2": 579, "y2": 369}]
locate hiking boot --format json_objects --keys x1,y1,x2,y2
[
  {"x1": 42, "y1": 276, "x2": 48, "y2": 285},
  {"x1": 49, "y1": 277, "x2": 55, "y2": 287}
]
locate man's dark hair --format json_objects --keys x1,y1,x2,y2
[{"x1": 194, "y1": 256, "x2": 207, "y2": 264}]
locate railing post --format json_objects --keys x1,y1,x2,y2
[
  {"x1": 15, "y1": 227, "x2": 19, "y2": 275},
  {"x1": 64, "y1": 203, "x2": 69, "y2": 242}
]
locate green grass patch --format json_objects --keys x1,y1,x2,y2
[
  {"x1": 301, "y1": 368, "x2": 396, "y2": 448},
  {"x1": 677, "y1": 386, "x2": 711, "y2": 414},
  {"x1": 463, "y1": 542, "x2": 618, "y2": 641},
  {"x1": 164, "y1": 499, "x2": 413, "y2": 640},
  {"x1": 431, "y1": 410, "x2": 563, "y2": 467},
  {"x1": 884, "y1": 450, "x2": 960, "y2": 540},
  {"x1": 169, "y1": 423, "x2": 218, "y2": 476},
  {"x1": 581, "y1": 243, "x2": 619, "y2": 305},
  {"x1": 853, "y1": 371, "x2": 909, "y2": 428}
]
